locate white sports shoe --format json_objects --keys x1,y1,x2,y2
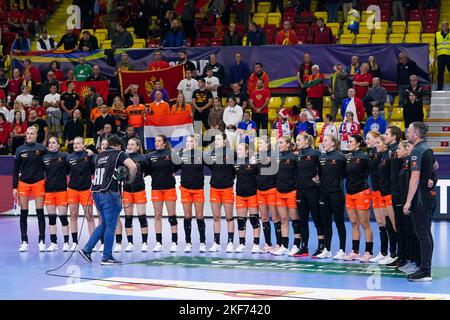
[
  {"x1": 199, "y1": 243, "x2": 207, "y2": 253},
  {"x1": 333, "y1": 249, "x2": 346, "y2": 260},
  {"x1": 125, "y1": 243, "x2": 134, "y2": 252},
  {"x1": 46, "y1": 242, "x2": 58, "y2": 252},
  {"x1": 235, "y1": 244, "x2": 246, "y2": 253},
  {"x1": 70, "y1": 243, "x2": 79, "y2": 252},
  {"x1": 170, "y1": 242, "x2": 178, "y2": 252},
  {"x1": 378, "y1": 255, "x2": 398, "y2": 265},
  {"x1": 62, "y1": 243, "x2": 70, "y2": 252},
  {"x1": 114, "y1": 243, "x2": 122, "y2": 252},
  {"x1": 153, "y1": 242, "x2": 163, "y2": 252},
  {"x1": 208, "y1": 242, "x2": 221, "y2": 252},
  {"x1": 38, "y1": 241, "x2": 46, "y2": 252},
  {"x1": 19, "y1": 241, "x2": 29, "y2": 252},
  {"x1": 141, "y1": 243, "x2": 148, "y2": 252},
  {"x1": 251, "y1": 244, "x2": 263, "y2": 254},
  {"x1": 98, "y1": 244, "x2": 104, "y2": 252},
  {"x1": 287, "y1": 245, "x2": 300, "y2": 257},
  {"x1": 262, "y1": 244, "x2": 272, "y2": 254},
  {"x1": 271, "y1": 245, "x2": 288, "y2": 256},
  {"x1": 316, "y1": 248, "x2": 332, "y2": 259},
  {"x1": 369, "y1": 252, "x2": 386, "y2": 263},
  {"x1": 226, "y1": 242, "x2": 235, "y2": 253},
  {"x1": 184, "y1": 243, "x2": 192, "y2": 253},
  {"x1": 92, "y1": 245, "x2": 98, "y2": 252}
]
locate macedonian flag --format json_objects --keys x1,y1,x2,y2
[{"x1": 61, "y1": 80, "x2": 109, "y2": 104}]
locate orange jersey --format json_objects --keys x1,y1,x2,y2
[
  {"x1": 149, "y1": 101, "x2": 170, "y2": 116},
  {"x1": 171, "y1": 103, "x2": 192, "y2": 115},
  {"x1": 126, "y1": 104, "x2": 146, "y2": 128}
]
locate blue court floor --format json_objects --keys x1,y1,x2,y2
[{"x1": 1, "y1": 216, "x2": 449, "y2": 300}]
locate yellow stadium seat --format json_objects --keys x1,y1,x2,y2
[
  {"x1": 393, "y1": 95, "x2": 400, "y2": 107},
  {"x1": 335, "y1": 122, "x2": 342, "y2": 130},
  {"x1": 127, "y1": 27, "x2": 135, "y2": 34},
  {"x1": 372, "y1": 33, "x2": 387, "y2": 44},
  {"x1": 391, "y1": 121, "x2": 405, "y2": 132},
  {"x1": 323, "y1": 96, "x2": 331, "y2": 107},
  {"x1": 284, "y1": 96, "x2": 300, "y2": 108},
  {"x1": 252, "y1": 14, "x2": 266, "y2": 27},
  {"x1": 314, "y1": 11, "x2": 328, "y2": 23},
  {"x1": 374, "y1": 22, "x2": 388, "y2": 34},
  {"x1": 359, "y1": 22, "x2": 373, "y2": 34},
  {"x1": 389, "y1": 33, "x2": 404, "y2": 44},
  {"x1": 390, "y1": 108, "x2": 403, "y2": 120},
  {"x1": 405, "y1": 33, "x2": 421, "y2": 43},
  {"x1": 222, "y1": 97, "x2": 227, "y2": 105},
  {"x1": 392, "y1": 21, "x2": 406, "y2": 34},
  {"x1": 342, "y1": 22, "x2": 352, "y2": 34},
  {"x1": 95, "y1": 29, "x2": 108, "y2": 42},
  {"x1": 267, "y1": 13, "x2": 281, "y2": 26},
  {"x1": 269, "y1": 97, "x2": 282, "y2": 109},
  {"x1": 242, "y1": 36, "x2": 247, "y2": 46},
  {"x1": 356, "y1": 34, "x2": 371, "y2": 44},
  {"x1": 100, "y1": 40, "x2": 112, "y2": 49},
  {"x1": 421, "y1": 33, "x2": 435, "y2": 45},
  {"x1": 268, "y1": 109, "x2": 277, "y2": 122},
  {"x1": 257, "y1": 2, "x2": 271, "y2": 13},
  {"x1": 408, "y1": 21, "x2": 422, "y2": 33},
  {"x1": 132, "y1": 39, "x2": 146, "y2": 48},
  {"x1": 323, "y1": 108, "x2": 331, "y2": 116},
  {"x1": 327, "y1": 23, "x2": 340, "y2": 36},
  {"x1": 340, "y1": 34, "x2": 355, "y2": 44},
  {"x1": 81, "y1": 29, "x2": 94, "y2": 35}
]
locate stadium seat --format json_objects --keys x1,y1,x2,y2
[
  {"x1": 389, "y1": 33, "x2": 404, "y2": 44},
  {"x1": 359, "y1": 22, "x2": 373, "y2": 34},
  {"x1": 327, "y1": 23, "x2": 340, "y2": 37},
  {"x1": 269, "y1": 97, "x2": 282, "y2": 109},
  {"x1": 257, "y1": 2, "x2": 271, "y2": 13},
  {"x1": 268, "y1": 109, "x2": 277, "y2": 122},
  {"x1": 323, "y1": 108, "x2": 331, "y2": 116},
  {"x1": 391, "y1": 121, "x2": 405, "y2": 132},
  {"x1": 404, "y1": 33, "x2": 421, "y2": 43},
  {"x1": 393, "y1": 95, "x2": 400, "y2": 107},
  {"x1": 340, "y1": 34, "x2": 355, "y2": 44},
  {"x1": 252, "y1": 14, "x2": 266, "y2": 27},
  {"x1": 342, "y1": 22, "x2": 352, "y2": 34},
  {"x1": 356, "y1": 34, "x2": 371, "y2": 44},
  {"x1": 323, "y1": 96, "x2": 331, "y2": 107},
  {"x1": 127, "y1": 27, "x2": 135, "y2": 34},
  {"x1": 391, "y1": 108, "x2": 403, "y2": 120},
  {"x1": 81, "y1": 29, "x2": 94, "y2": 35},
  {"x1": 408, "y1": 21, "x2": 422, "y2": 34},
  {"x1": 100, "y1": 40, "x2": 112, "y2": 49},
  {"x1": 94, "y1": 29, "x2": 108, "y2": 42},
  {"x1": 374, "y1": 22, "x2": 388, "y2": 34},
  {"x1": 408, "y1": 9, "x2": 423, "y2": 21},
  {"x1": 284, "y1": 97, "x2": 300, "y2": 108},
  {"x1": 132, "y1": 39, "x2": 146, "y2": 48},
  {"x1": 242, "y1": 36, "x2": 247, "y2": 46},
  {"x1": 314, "y1": 11, "x2": 328, "y2": 23},
  {"x1": 372, "y1": 33, "x2": 387, "y2": 44},
  {"x1": 421, "y1": 33, "x2": 435, "y2": 46},
  {"x1": 267, "y1": 13, "x2": 281, "y2": 26},
  {"x1": 392, "y1": 21, "x2": 406, "y2": 34}
]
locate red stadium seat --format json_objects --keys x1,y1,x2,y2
[
  {"x1": 380, "y1": 10, "x2": 392, "y2": 22},
  {"x1": 295, "y1": 23, "x2": 310, "y2": 35},
  {"x1": 195, "y1": 38, "x2": 210, "y2": 47},
  {"x1": 379, "y1": 1, "x2": 392, "y2": 11},
  {"x1": 423, "y1": 23, "x2": 437, "y2": 33},
  {"x1": 199, "y1": 25, "x2": 214, "y2": 38},
  {"x1": 424, "y1": 9, "x2": 439, "y2": 22},
  {"x1": 408, "y1": 10, "x2": 423, "y2": 21}
]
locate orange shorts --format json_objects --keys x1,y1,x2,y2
[
  {"x1": 45, "y1": 191, "x2": 68, "y2": 206},
  {"x1": 17, "y1": 179, "x2": 45, "y2": 197},
  {"x1": 276, "y1": 190, "x2": 297, "y2": 209},
  {"x1": 151, "y1": 188, "x2": 177, "y2": 202},
  {"x1": 371, "y1": 191, "x2": 385, "y2": 209},
  {"x1": 180, "y1": 186, "x2": 205, "y2": 204},
  {"x1": 379, "y1": 194, "x2": 392, "y2": 208},
  {"x1": 236, "y1": 195, "x2": 258, "y2": 209},
  {"x1": 346, "y1": 189, "x2": 371, "y2": 210},
  {"x1": 210, "y1": 187, "x2": 234, "y2": 204},
  {"x1": 67, "y1": 188, "x2": 93, "y2": 206},
  {"x1": 122, "y1": 190, "x2": 147, "y2": 205},
  {"x1": 257, "y1": 188, "x2": 277, "y2": 206}
]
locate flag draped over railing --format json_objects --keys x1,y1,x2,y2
[{"x1": 144, "y1": 113, "x2": 193, "y2": 150}]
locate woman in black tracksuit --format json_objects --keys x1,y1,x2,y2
[
  {"x1": 316, "y1": 134, "x2": 347, "y2": 260},
  {"x1": 294, "y1": 132, "x2": 324, "y2": 258}
]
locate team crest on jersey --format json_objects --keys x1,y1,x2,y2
[
  {"x1": 164, "y1": 156, "x2": 170, "y2": 160},
  {"x1": 331, "y1": 159, "x2": 336, "y2": 165},
  {"x1": 354, "y1": 158, "x2": 360, "y2": 164},
  {"x1": 35, "y1": 150, "x2": 41, "y2": 156},
  {"x1": 306, "y1": 155, "x2": 311, "y2": 160}
]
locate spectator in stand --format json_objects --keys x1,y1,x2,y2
[
  {"x1": 341, "y1": 88, "x2": 365, "y2": 124},
  {"x1": 177, "y1": 69, "x2": 199, "y2": 104},
  {"x1": 162, "y1": 19, "x2": 187, "y2": 47},
  {"x1": 0, "y1": 50, "x2": 11, "y2": 76},
  {"x1": 60, "y1": 81, "x2": 80, "y2": 125},
  {"x1": 181, "y1": 0, "x2": 196, "y2": 45},
  {"x1": 363, "y1": 105, "x2": 387, "y2": 138},
  {"x1": 159, "y1": 7, "x2": 176, "y2": 40},
  {"x1": 353, "y1": 63, "x2": 373, "y2": 100},
  {"x1": 229, "y1": 52, "x2": 250, "y2": 92},
  {"x1": 39, "y1": 71, "x2": 60, "y2": 104},
  {"x1": 90, "y1": 96, "x2": 106, "y2": 122},
  {"x1": 110, "y1": 96, "x2": 128, "y2": 134},
  {"x1": 204, "y1": 54, "x2": 226, "y2": 89},
  {"x1": 204, "y1": 67, "x2": 220, "y2": 99},
  {"x1": 329, "y1": 63, "x2": 348, "y2": 121},
  {"x1": 392, "y1": 0, "x2": 406, "y2": 21},
  {"x1": 115, "y1": 53, "x2": 134, "y2": 77},
  {"x1": 23, "y1": 59, "x2": 42, "y2": 85},
  {"x1": 150, "y1": 80, "x2": 170, "y2": 102},
  {"x1": 363, "y1": 77, "x2": 387, "y2": 117},
  {"x1": 223, "y1": 97, "x2": 243, "y2": 147},
  {"x1": 222, "y1": 23, "x2": 243, "y2": 46},
  {"x1": 63, "y1": 109, "x2": 85, "y2": 154},
  {"x1": 8, "y1": 3, "x2": 25, "y2": 32},
  {"x1": 55, "y1": 28, "x2": 79, "y2": 51},
  {"x1": 121, "y1": 125, "x2": 138, "y2": 151},
  {"x1": 78, "y1": 31, "x2": 99, "y2": 52},
  {"x1": 66, "y1": 69, "x2": 76, "y2": 82},
  {"x1": 124, "y1": 84, "x2": 146, "y2": 106},
  {"x1": 272, "y1": 108, "x2": 292, "y2": 138},
  {"x1": 397, "y1": 52, "x2": 418, "y2": 107},
  {"x1": 403, "y1": 91, "x2": 424, "y2": 128},
  {"x1": 9, "y1": 110, "x2": 27, "y2": 154},
  {"x1": 88, "y1": 65, "x2": 108, "y2": 81},
  {"x1": 74, "y1": 56, "x2": 93, "y2": 82},
  {"x1": 95, "y1": 123, "x2": 118, "y2": 151},
  {"x1": 346, "y1": 55, "x2": 360, "y2": 85},
  {"x1": 48, "y1": 61, "x2": 65, "y2": 82},
  {"x1": 112, "y1": 22, "x2": 134, "y2": 49},
  {"x1": 436, "y1": 21, "x2": 450, "y2": 91},
  {"x1": 94, "y1": 103, "x2": 117, "y2": 140},
  {"x1": 0, "y1": 113, "x2": 11, "y2": 155},
  {"x1": 271, "y1": 0, "x2": 284, "y2": 14},
  {"x1": 30, "y1": 97, "x2": 46, "y2": 119},
  {"x1": 37, "y1": 30, "x2": 56, "y2": 51},
  {"x1": 249, "y1": 78, "x2": 270, "y2": 135},
  {"x1": 247, "y1": 62, "x2": 269, "y2": 95},
  {"x1": 11, "y1": 32, "x2": 31, "y2": 55},
  {"x1": 192, "y1": 79, "x2": 213, "y2": 130},
  {"x1": 27, "y1": 110, "x2": 48, "y2": 145},
  {"x1": 179, "y1": 51, "x2": 197, "y2": 75},
  {"x1": 171, "y1": 93, "x2": 193, "y2": 116},
  {"x1": 127, "y1": 95, "x2": 147, "y2": 148},
  {"x1": 339, "y1": 111, "x2": 360, "y2": 152},
  {"x1": 304, "y1": 64, "x2": 324, "y2": 121},
  {"x1": 297, "y1": 53, "x2": 314, "y2": 108},
  {"x1": 132, "y1": 0, "x2": 151, "y2": 40},
  {"x1": 228, "y1": 83, "x2": 248, "y2": 110},
  {"x1": 82, "y1": 87, "x2": 98, "y2": 121},
  {"x1": 0, "y1": 99, "x2": 9, "y2": 120},
  {"x1": 246, "y1": 21, "x2": 266, "y2": 46},
  {"x1": 304, "y1": 101, "x2": 320, "y2": 122},
  {"x1": 43, "y1": 85, "x2": 62, "y2": 139},
  {"x1": 293, "y1": 111, "x2": 316, "y2": 139},
  {"x1": 8, "y1": 101, "x2": 26, "y2": 123},
  {"x1": 208, "y1": 97, "x2": 225, "y2": 133},
  {"x1": 406, "y1": 74, "x2": 424, "y2": 103},
  {"x1": 327, "y1": 0, "x2": 340, "y2": 23},
  {"x1": 147, "y1": 50, "x2": 171, "y2": 71},
  {"x1": 312, "y1": 18, "x2": 334, "y2": 44},
  {"x1": 237, "y1": 110, "x2": 257, "y2": 145},
  {"x1": 19, "y1": 71, "x2": 38, "y2": 97},
  {"x1": 368, "y1": 56, "x2": 381, "y2": 79},
  {"x1": 275, "y1": 21, "x2": 298, "y2": 45},
  {"x1": 318, "y1": 114, "x2": 339, "y2": 148},
  {"x1": 15, "y1": 86, "x2": 34, "y2": 109},
  {"x1": 8, "y1": 68, "x2": 22, "y2": 103},
  {"x1": 148, "y1": 91, "x2": 171, "y2": 116}
]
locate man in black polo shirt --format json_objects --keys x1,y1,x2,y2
[
  {"x1": 192, "y1": 78, "x2": 213, "y2": 130},
  {"x1": 404, "y1": 122, "x2": 437, "y2": 282},
  {"x1": 60, "y1": 81, "x2": 80, "y2": 125},
  {"x1": 27, "y1": 110, "x2": 48, "y2": 145}
]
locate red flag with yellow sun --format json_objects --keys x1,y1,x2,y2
[{"x1": 61, "y1": 80, "x2": 109, "y2": 104}]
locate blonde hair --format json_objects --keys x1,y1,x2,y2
[
  {"x1": 299, "y1": 132, "x2": 315, "y2": 148},
  {"x1": 324, "y1": 134, "x2": 340, "y2": 150}
]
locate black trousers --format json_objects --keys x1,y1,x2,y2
[
  {"x1": 392, "y1": 196, "x2": 406, "y2": 260},
  {"x1": 437, "y1": 54, "x2": 450, "y2": 90},
  {"x1": 194, "y1": 108, "x2": 210, "y2": 131},
  {"x1": 297, "y1": 189, "x2": 323, "y2": 245},
  {"x1": 271, "y1": 0, "x2": 284, "y2": 15},
  {"x1": 252, "y1": 112, "x2": 268, "y2": 136},
  {"x1": 308, "y1": 97, "x2": 323, "y2": 122},
  {"x1": 411, "y1": 204, "x2": 434, "y2": 274},
  {"x1": 182, "y1": 19, "x2": 197, "y2": 45},
  {"x1": 319, "y1": 191, "x2": 346, "y2": 251}
]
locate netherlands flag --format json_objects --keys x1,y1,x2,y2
[{"x1": 144, "y1": 113, "x2": 194, "y2": 150}]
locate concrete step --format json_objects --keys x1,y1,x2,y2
[
  {"x1": 430, "y1": 111, "x2": 450, "y2": 117},
  {"x1": 426, "y1": 124, "x2": 450, "y2": 133},
  {"x1": 431, "y1": 90, "x2": 450, "y2": 97},
  {"x1": 428, "y1": 104, "x2": 450, "y2": 112},
  {"x1": 431, "y1": 96, "x2": 450, "y2": 104}
]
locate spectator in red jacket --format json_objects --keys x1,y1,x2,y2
[
  {"x1": 304, "y1": 64, "x2": 324, "y2": 121},
  {"x1": 275, "y1": 21, "x2": 299, "y2": 45},
  {"x1": 247, "y1": 62, "x2": 270, "y2": 95},
  {"x1": 23, "y1": 58, "x2": 42, "y2": 85},
  {"x1": 353, "y1": 63, "x2": 372, "y2": 99},
  {"x1": 147, "y1": 50, "x2": 171, "y2": 71},
  {"x1": 312, "y1": 18, "x2": 334, "y2": 44}
]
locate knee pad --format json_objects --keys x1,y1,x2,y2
[
  {"x1": 48, "y1": 215, "x2": 57, "y2": 226},
  {"x1": 249, "y1": 214, "x2": 260, "y2": 229},
  {"x1": 125, "y1": 216, "x2": 133, "y2": 229},
  {"x1": 138, "y1": 215, "x2": 148, "y2": 228},
  {"x1": 59, "y1": 215, "x2": 69, "y2": 226},
  {"x1": 196, "y1": 218, "x2": 205, "y2": 230},
  {"x1": 292, "y1": 220, "x2": 300, "y2": 234},
  {"x1": 184, "y1": 218, "x2": 192, "y2": 229},
  {"x1": 168, "y1": 215, "x2": 178, "y2": 226},
  {"x1": 226, "y1": 216, "x2": 235, "y2": 222},
  {"x1": 237, "y1": 217, "x2": 247, "y2": 231}
]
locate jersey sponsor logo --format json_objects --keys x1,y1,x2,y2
[{"x1": 412, "y1": 156, "x2": 418, "y2": 161}]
